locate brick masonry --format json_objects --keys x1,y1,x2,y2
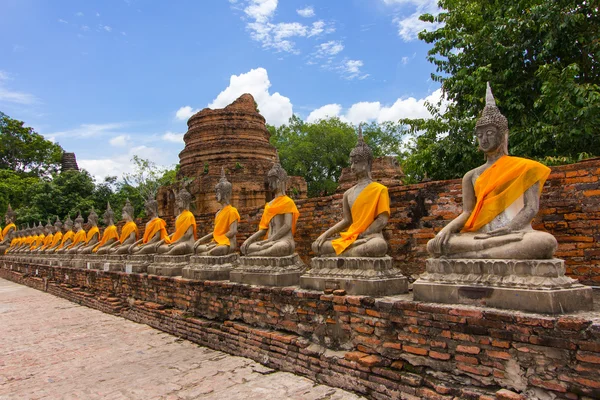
[
  {"x1": 153, "y1": 158, "x2": 600, "y2": 284},
  {"x1": 2, "y1": 261, "x2": 599, "y2": 400}
]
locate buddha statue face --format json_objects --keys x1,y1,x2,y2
[
  {"x1": 350, "y1": 156, "x2": 370, "y2": 177},
  {"x1": 176, "y1": 189, "x2": 191, "y2": 212},
  {"x1": 476, "y1": 124, "x2": 503, "y2": 154}
]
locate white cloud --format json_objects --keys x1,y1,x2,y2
[
  {"x1": 401, "y1": 56, "x2": 410, "y2": 64},
  {"x1": 175, "y1": 106, "x2": 199, "y2": 121},
  {"x1": 102, "y1": 25, "x2": 112, "y2": 32},
  {"x1": 81, "y1": 25, "x2": 90, "y2": 31},
  {"x1": 385, "y1": 0, "x2": 443, "y2": 42},
  {"x1": 209, "y1": 67, "x2": 292, "y2": 127},
  {"x1": 244, "y1": 0, "x2": 277, "y2": 22},
  {"x1": 315, "y1": 40, "x2": 344, "y2": 57},
  {"x1": 338, "y1": 59, "x2": 368, "y2": 80},
  {"x1": 297, "y1": 6, "x2": 315, "y2": 18},
  {"x1": 58, "y1": 19, "x2": 68, "y2": 24},
  {"x1": 76, "y1": 11, "x2": 84, "y2": 17},
  {"x1": 46, "y1": 122, "x2": 129, "y2": 139},
  {"x1": 306, "y1": 89, "x2": 447, "y2": 124},
  {"x1": 109, "y1": 134, "x2": 131, "y2": 147},
  {"x1": 0, "y1": 71, "x2": 39, "y2": 105},
  {"x1": 162, "y1": 131, "x2": 184, "y2": 143}
]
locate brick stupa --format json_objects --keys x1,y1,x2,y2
[{"x1": 158, "y1": 94, "x2": 306, "y2": 216}]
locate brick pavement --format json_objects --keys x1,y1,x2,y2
[{"x1": 0, "y1": 278, "x2": 362, "y2": 400}]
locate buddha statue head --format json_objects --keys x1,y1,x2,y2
[
  {"x1": 5, "y1": 204, "x2": 16, "y2": 224},
  {"x1": 350, "y1": 125, "x2": 374, "y2": 179},
  {"x1": 144, "y1": 195, "x2": 159, "y2": 218},
  {"x1": 37, "y1": 221, "x2": 44, "y2": 234},
  {"x1": 267, "y1": 151, "x2": 288, "y2": 193},
  {"x1": 44, "y1": 219, "x2": 52, "y2": 235},
  {"x1": 74, "y1": 212, "x2": 84, "y2": 230},
  {"x1": 54, "y1": 216, "x2": 63, "y2": 233},
  {"x1": 215, "y1": 167, "x2": 233, "y2": 204},
  {"x1": 64, "y1": 216, "x2": 73, "y2": 232},
  {"x1": 122, "y1": 199, "x2": 134, "y2": 222},
  {"x1": 175, "y1": 188, "x2": 192, "y2": 213},
  {"x1": 475, "y1": 82, "x2": 509, "y2": 157},
  {"x1": 88, "y1": 208, "x2": 98, "y2": 227},
  {"x1": 104, "y1": 202, "x2": 115, "y2": 226}
]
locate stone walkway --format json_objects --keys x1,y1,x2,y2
[{"x1": 0, "y1": 278, "x2": 363, "y2": 400}]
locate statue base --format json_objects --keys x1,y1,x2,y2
[
  {"x1": 182, "y1": 254, "x2": 239, "y2": 280},
  {"x1": 97, "y1": 255, "x2": 128, "y2": 272},
  {"x1": 230, "y1": 254, "x2": 306, "y2": 287},
  {"x1": 413, "y1": 258, "x2": 594, "y2": 314},
  {"x1": 57, "y1": 254, "x2": 75, "y2": 268},
  {"x1": 147, "y1": 254, "x2": 191, "y2": 276},
  {"x1": 124, "y1": 254, "x2": 155, "y2": 274},
  {"x1": 300, "y1": 256, "x2": 408, "y2": 296}
]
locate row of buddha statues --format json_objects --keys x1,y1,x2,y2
[{"x1": 0, "y1": 84, "x2": 591, "y2": 312}]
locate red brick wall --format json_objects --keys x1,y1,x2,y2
[{"x1": 2, "y1": 263, "x2": 599, "y2": 400}]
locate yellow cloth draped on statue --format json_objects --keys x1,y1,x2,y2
[
  {"x1": 142, "y1": 218, "x2": 168, "y2": 244},
  {"x1": 40, "y1": 233, "x2": 54, "y2": 250},
  {"x1": 258, "y1": 196, "x2": 299, "y2": 238},
  {"x1": 49, "y1": 232, "x2": 63, "y2": 248},
  {"x1": 164, "y1": 210, "x2": 197, "y2": 244},
  {"x1": 67, "y1": 230, "x2": 86, "y2": 249},
  {"x1": 462, "y1": 156, "x2": 551, "y2": 233},
  {"x1": 56, "y1": 230, "x2": 74, "y2": 251},
  {"x1": 92, "y1": 225, "x2": 119, "y2": 253},
  {"x1": 85, "y1": 226, "x2": 100, "y2": 244},
  {"x1": 119, "y1": 221, "x2": 139, "y2": 243},
  {"x1": 1, "y1": 223, "x2": 16, "y2": 241},
  {"x1": 212, "y1": 205, "x2": 240, "y2": 246},
  {"x1": 331, "y1": 182, "x2": 390, "y2": 255},
  {"x1": 30, "y1": 234, "x2": 44, "y2": 250}
]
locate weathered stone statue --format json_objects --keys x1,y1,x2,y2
[
  {"x1": 93, "y1": 203, "x2": 120, "y2": 254},
  {"x1": 413, "y1": 83, "x2": 592, "y2": 313},
  {"x1": 77, "y1": 209, "x2": 101, "y2": 254},
  {"x1": 44, "y1": 217, "x2": 63, "y2": 253},
  {"x1": 231, "y1": 153, "x2": 305, "y2": 287},
  {"x1": 29, "y1": 222, "x2": 45, "y2": 252},
  {"x1": 240, "y1": 153, "x2": 299, "y2": 257},
  {"x1": 155, "y1": 188, "x2": 197, "y2": 256},
  {"x1": 426, "y1": 85, "x2": 556, "y2": 260},
  {"x1": 194, "y1": 168, "x2": 240, "y2": 256},
  {"x1": 109, "y1": 199, "x2": 139, "y2": 255},
  {"x1": 55, "y1": 217, "x2": 75, "y2": 254},
  {"x1": 0, "y1": 205, "x2": 17, "y2": 254},
  {"x1": 66, "y1": 213, "x2": 87, "y2": 254},
  {"x1": 312, "y1": 128, "x2": 389, "y2": 257},
  {"x1": 36, "y1": 220, "x2": 53, "y2": 253},
  {"x1": 301, "y1": 127, "x2": 407, "y2": 295},
  {"x1": 16, "y1": 224, "x2": 32, "y2": 253},
  {"x1": 130, "y1": 197, "x2": 168, "y2": 255}
]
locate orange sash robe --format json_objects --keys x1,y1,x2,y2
[
  {"x1": 56, "y1": 230, "x2": 75, "y2": 251},
  {"x1": 212, "y1": 205, "x2": 240, "y2": 246},
  {"x1": 67, "y1": 230, "x2": 87, "y2": 249},
  {"x1": 142, "y1": 218, "x2": 168, "y2": 244},
  {"x1": 40, "y1": 233, "x2": 54, "y2": 250},
  {"x1": 92, "y1": 225, "x2": 119, "y2": 253},
  {"x1": 259, "y1": 196, "x2": 299, "y2": 238},
  {"x1": 331, "y1": 182, "x2": 390, "y2": 255},
  {"x1": 462, "y1": 156, "x2": 550, "y2": 232},
  {"x1": 1, "y1": 223, "x2": 16, "y2": 241},
  {"x1": 164, "y1": 210, "x2": 197, "y2": 244}
]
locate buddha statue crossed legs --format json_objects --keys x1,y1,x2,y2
[
  {"x1": 130, "y1": 197, "x2": 168, "y2": 255},
  {"x1": 93, "y1": 203, "x2": 120, "y2": 255},
  {"x1": 155, "y1": 188, "x2": 196, "y2": 256}
]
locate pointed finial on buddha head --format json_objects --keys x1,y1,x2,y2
[
  {"x1": 350, "y1": 123, "x2": 373, "y2": 166},
  {"x1": 476, "y1": 82, "x2": 509, "y2": 155}
]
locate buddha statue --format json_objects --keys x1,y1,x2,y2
[
  {"x1": 29, "y1": 222, "x2": 45, "y2": 252},
  {"x1": 130, "y1": 196, "x2": 168, "y2": 255},
  {"x1": 44, "y1": 217, "x2": 63, "y2": 253},
  {"x1": 66, "y1": 213, "x2": 87, "y2": 254},
  {"x1": 55, "y1": 217, "x2": 75, "y2": 254},
  {"x1": 312, "y1": 127, "x2": 390, "y2": 258},
  {"x1": 76, "y1": 209, "x2": 101, "y2": 254},
  {"x1": 0, "y1": 204, "x2": 17, "y2": 254},
  {"x1": 93, "y1": 203, "x2": 120, "y2": 254},
  {"x1": 109, "y1": 199, "x2": 139, "y2": 254},
  {"x1": 426, "y1": 83, "x2": 557, "y2": 260},
  {"x1": 156, "y1": 188, "x2": 197, "y2": 255},
  {"x1": 36, "y1": 220, "x2": 54, "y2": 253},
  {"x1": 18, "y1": 224, "x2": 33, "y2": 253},
  {"x1": 194, "y1": 168, "x2": 240, "y2": 256},
  {"x1": 240, "y1": 153, "x2": 299, "y2": 257}
]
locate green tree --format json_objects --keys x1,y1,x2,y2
[
  {"x1": 0, "y1": 112, "x2": 64, "y2": 175},
  {"x1": 401, "y1": 0, "x2": 600, "y2": 181}
]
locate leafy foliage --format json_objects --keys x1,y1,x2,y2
[{"x1": 401, "y1": 0, "x2": 600, "y2": 181}]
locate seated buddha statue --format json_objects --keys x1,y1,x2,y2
[
  {"x1": 312, "y1": 128, "x2": 390, "y2": 257},
  {"x1": 66, "y1": 213, "x2": 87, "y2": 254},
  {"x1": 55, "y1": 217, "x2": 75, "y2": 254},
  {"x1": 156, "y1": 188, "x2": 197, "y2": 255},
  {"x1": 77, "y1": 209, "x2": 101, "y2": 254},
  {"x1": 93, "y1": 203, "x2": 120, "y2": 254},
  {"x1": 36, "y1": 220, "x2": 54, "y2": 253},
  {"x1": 29, "y1": 222, "x2": 45, "y2": 252},
  {"x1": 194, "y1": 168, "x2": 240, "y2": 256},
  {"x1": 0, "y1": 204, "x2": 17, "y2": 254},
  {"x1": 130, "y1": 197, "x2": 168, "y2": 255},
  {"x1": 427, "y1": 83, "x2": 557, "y2": 260},
  {"x1": 240, "y1": 153, "x2": 299, "y2": 257},
  {"x1": 108, "y1": 199, "x2": 139, "y2": 255},
  {"x1": 44, "y1": 217, "x2": 63, "y2": 253},
  {"x1": 7, "y1": 229, "x2": 26, "y2": 254}
]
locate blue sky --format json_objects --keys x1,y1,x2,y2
[{"x1": 1, "y1": 0, "x2": 443, "y2": 181}]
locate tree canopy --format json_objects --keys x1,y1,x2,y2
[{"x1": 400, "y1": 0, "x2": 600, "y2": 181}]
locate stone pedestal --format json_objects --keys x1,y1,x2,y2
[
  {"x1": 97, "y1": 255, "x2": 129, "y2": 272},
  {"x1": 182, "y1": 253, "x2": 239, "y2": 280},
  {"x1": 300, "y1": 256, "x2": 408, "y2": 296},
  {"x1": 413, "y1": 258, "x2": 594, "y2": 314},
  {"x1": 57, "y1": 254, "x2": 75, "y2": 268},
  {"x1": 123, "y1": 254, "x2": 155, "y2": 274},
  {"x1": 147, "y1": 254, "x2": 191, "y2": 276},
  {"x1": 230, "y1": 254, "x2": 306, "y2": 287}
]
